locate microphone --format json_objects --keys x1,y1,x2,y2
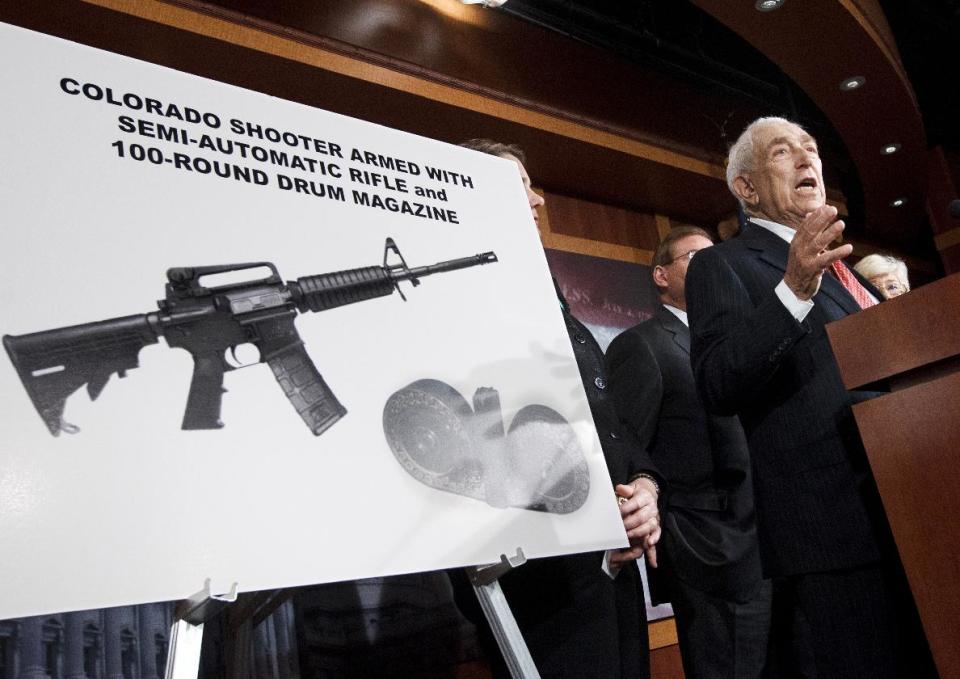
[{"x1": 950, "y1": 199, "x2": 960, "y2": 218}]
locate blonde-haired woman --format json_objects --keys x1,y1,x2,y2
[{"x1": 853, "y1": 254, "x2": 910, "y2": 299}]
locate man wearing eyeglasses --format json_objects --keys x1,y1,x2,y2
[{"x1": 606, "y1": 226, "x2": 770, "y2": 679}]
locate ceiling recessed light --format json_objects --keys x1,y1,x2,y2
[
  {"x1": 890, "y1": 198, "x2": 907, "y2": 207},
  {"x1": 881, "y1": 143, "x2": 901, "y2": 155},
  {"x1": 755, "y1": 0, "x2": 784, "y2": 10},
  {"x1": 840, "y1": 76, "x2": 865, "y2": 91}
]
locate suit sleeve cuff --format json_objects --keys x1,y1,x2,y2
[{"x1": 775, "y1": 279, "x2": 814, "y2": 322}]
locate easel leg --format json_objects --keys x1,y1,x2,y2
[
  {"x1": 164, "y1": 619, "x2": 206, "y2": 679},
  {"x1": 163, "y1": 579, "x2": 238, "y2": 679},
  {"x1": 466, "y1": 550, "x2": 541, "y2": 679}
]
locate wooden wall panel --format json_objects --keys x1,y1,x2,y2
[
  {"x1": 544, "y1": 192, "x2": 661, "y2": 252},
  {"x1": 187, "y1": 0, "x2": 766, "y2": 163}
]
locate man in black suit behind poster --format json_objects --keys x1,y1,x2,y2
[
  {"x1": 685, "y1": 116, "x2": 935, "y2": 678},
  {"x1": 451, "y1": 139, "x2": 663, "y2": 679},
  {"x1": 606, "y1": 225, "x2": 771, "y2": 679}
]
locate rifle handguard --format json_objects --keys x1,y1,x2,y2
[{"x1": 290, "y1": 267, "x2": 395, "y2": 313}]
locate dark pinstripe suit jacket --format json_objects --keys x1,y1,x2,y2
[{"x1": 685, "y1": 223, "x2": 886, "y2": 577}]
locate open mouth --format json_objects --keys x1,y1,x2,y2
[{"x1": 795, "y1": 177, "x2": 819, "y2": 194}]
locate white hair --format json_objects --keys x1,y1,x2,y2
[
  {"x1": 853, "y1": 254, "x2": 909, "y2": 288},
  {"x1": 725, "y1": 116, "x2": 805, "y2": 205}
]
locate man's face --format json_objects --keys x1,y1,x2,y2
[
  {"x1": 653, "y1": 234, "x2": 714, "y2": 309},
  {"x1": 502, "y1": 154, "x2": 545, "y2": 227},
  {"x1": 736, "y1": 120, "x2": 826, "y2": 229}
]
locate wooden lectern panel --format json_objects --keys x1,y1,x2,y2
[
  {"x1": 826, "y1": 273, "x2": 960, "y2": 390},
  {"x1": 852, "y1": 371, "x2": 960, "y2": 678}
]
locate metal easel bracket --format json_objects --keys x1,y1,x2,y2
[
  {"x1": 178, "y1": 578, "x2": 239, "y2": 625},
  {"x1": 467, "y1": 548, "x2": 527, "y2": 586}
]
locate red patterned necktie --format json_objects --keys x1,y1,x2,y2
[{"x1": 829, "y1": 261, "x2": 877, "y2": 309}]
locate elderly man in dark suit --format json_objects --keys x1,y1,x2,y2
[
  {"x1": 606, "y1": 225, "x2": 771, "y2": 679},
  {"x1": 685, "y1": 116, "x2": 934, "y2": 678}
]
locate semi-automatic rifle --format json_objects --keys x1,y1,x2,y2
[{"x1": 3, "y1": 238, "x2": 497, "y2": 437}]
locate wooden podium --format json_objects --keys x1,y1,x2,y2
[{"x1": 827, "y1": 272, "x2": 960, "y2": 678}]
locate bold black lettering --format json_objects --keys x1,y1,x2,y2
[
  {"x1": 104, "y1": 87, "x2": 122, "y2": 106},
  {"x1": 117, "y1": 115, "x2": 136, "y2": 133},
  {"x1": 135, "y1": 119, "x2": 156, "y2": 138},
  {"x1": 60, "y1": 78, "x2": 80, "y2": 95},
  {"x1": 172, "y1": 153, "x2": 193, "y2": 171},
  {"x1": 81, "y1": 83, "x2": 103, "y2": 101},
  {"x1": 164, "y1": 104, "x2": 184, "y2": 121},
  {"x1": 122, "y1": 93, "x2": 143, "y2": 110}
]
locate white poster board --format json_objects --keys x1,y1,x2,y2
[{"x1": 0, "y1": 22, "x2": 627, "y2": 620}]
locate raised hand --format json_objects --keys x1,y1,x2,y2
[{"x1": 783, "y1": 205, "x2": 853, "y2": 300}]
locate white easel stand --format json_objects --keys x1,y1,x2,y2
[
  {"x1": 465, "y1": 548, "x2": 541, "y2": 679},
  {"x1": 164, "y1": 579, "x2": 238, "y2": 679}
]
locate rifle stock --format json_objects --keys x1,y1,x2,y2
[{"x1": 3, "y1": 314, "x2": 159, "y2": 435}]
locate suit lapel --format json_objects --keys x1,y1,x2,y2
[
  {"x1": 743, "y1": 222, "x2": 788, "y2": 274},
  {"x1": 850, "y1": 264, "x2": 884, "y2": 302},
  {"x1": 815, "y1": 262, "x2": 863, "y2": 316},
  {"x1": 743, "y1": 221, "x2": 862, "y2": 316},
  {"x1": 656, "y1": 306, "x2": 690, "y2": 355}
]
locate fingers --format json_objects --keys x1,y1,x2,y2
[
  {"x1": 619, "y1": 486, "x2": 655, "y2": 519},
  {"x1": 798, "y1": 205, "x2": 838, "y2": 237},
  {"x1": 625, "y1": 513, "x2": 661, "y2": 542},
  {"x1": 609, "y1": 524, "x2": 660, "y2": 566},
  {"x1": 646, "y1": 545, "x2": 658, "y2": 569},
  {"x1": 811, "y1": 218, "x2": 844, "y2": 252},
  {"x1": 785, "y1": 206, "x2": 851, "y2": 299},
  {"x1": 644, "y1": 524, "x2": 661, "y2": 549},
  {"x1": 817, "y1": 242, "x2": 853, "y2": 269},
  {"x1": 626, "y1": 517, "x2": 658, "y2": 539},
  {"x1": 621, "y1": 501, "x2": 657, "y2": 531},
  {"x1": 609, "y1": 545, "x2": 645, "y2": 565}
]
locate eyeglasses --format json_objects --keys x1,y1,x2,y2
[{"x1": 665, "y1": 248, "x2": 700, "y2": 265}]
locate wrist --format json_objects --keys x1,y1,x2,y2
[{"x1": 628, "y1": 472, "x2": 660, "y2": 497}]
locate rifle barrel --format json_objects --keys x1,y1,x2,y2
[{"x1": 398, "y1": 252, "x2": 498, "y2": 281}]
